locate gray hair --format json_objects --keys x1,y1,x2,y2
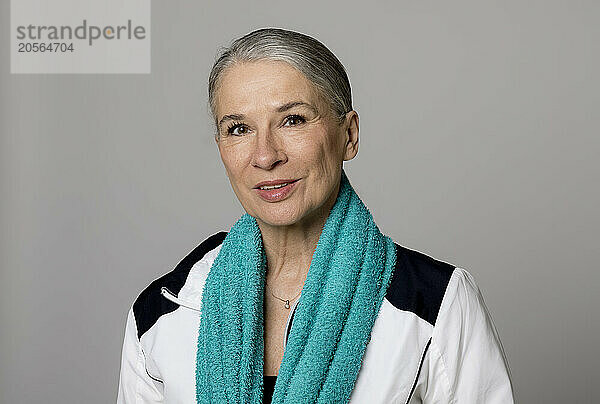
[{"x1": 208, "y1": 27, "x2": 353, "y2": 134}]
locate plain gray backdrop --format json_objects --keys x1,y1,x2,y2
[{"x1": 1, "y1": 1, "x2": 598, "y2": 403}]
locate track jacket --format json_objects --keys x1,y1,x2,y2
[{"x1": 117, "y1": 231, "x2": 515, "y2": 403}]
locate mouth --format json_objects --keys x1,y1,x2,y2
[
  {"x1": 254, "y1": 179, "x2": 300, "y2": 202},
  {"x1": 254, "y1": 179, "x2": 300, "y2": 190}
]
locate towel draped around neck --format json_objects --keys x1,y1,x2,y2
[{"x1": 196, "y1": 169, "x2": 396, "y2": 403}]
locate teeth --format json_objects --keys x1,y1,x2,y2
[{"x1": 259, "y1": 183, "x2": 288, "y2": 190}]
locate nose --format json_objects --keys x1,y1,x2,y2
[{"x1": 251, "y1": 127, "x2": 287, "y2": 170}]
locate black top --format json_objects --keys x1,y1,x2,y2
[{"x1": 264, "y1": 376, "x2": 277, "y2": 403}]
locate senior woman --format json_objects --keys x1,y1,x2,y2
[{"x1": 117, "y1": 28, "x2": 514, "y2": 403}]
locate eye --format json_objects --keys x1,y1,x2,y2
[
  {"x1": 226, "y1": 122, "x2": 250, "y2": 136},
  {"x1": 283, "y1": 114, "x2": 306, "y2": 127}
]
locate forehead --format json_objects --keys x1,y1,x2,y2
[{"x1": 214, "y1": 60, "x2": 323, "y2": 116}]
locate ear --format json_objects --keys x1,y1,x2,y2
[{"x1": 342, "y1": 110, "x2": 359, "y2": 161}]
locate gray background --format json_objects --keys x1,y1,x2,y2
[{"x1": 1, "y1": 1, "x2": 598, "y2": 403}]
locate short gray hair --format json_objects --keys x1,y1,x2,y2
[{"x1": 208, "y1": 27, "x2": 353, "y2": 134}]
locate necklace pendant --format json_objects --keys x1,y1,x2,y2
[{"x1": 285, "y1": 300, "x2": 290, "y2": 309}]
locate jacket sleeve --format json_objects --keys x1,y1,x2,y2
[
  {"x1": 117, "y1": 307, "x2": 164, "y2": 403},
  {"x1": 423, "y1": 268, "x2": 515, "y2": 403}
]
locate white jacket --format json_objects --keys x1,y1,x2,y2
[{"x1": 117, "y1": 231, "x2": 515, "y2": 403}]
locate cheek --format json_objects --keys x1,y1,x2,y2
[
  {"x1": 294, "y1": 133, "x2": 342, "y2": 188},
  {"x1": 219, "y1": 145, "x2": 247, "y2": 177},
  {"x1": 289, "y1": 136, "x2": 327, "y2": 174},
  {"x1": 315, "y1": 133, "x2": 343, "y2": 171}
]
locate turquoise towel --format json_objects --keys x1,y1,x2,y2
[{"x1": 196, "y1": 169, "x2": 397, "y2": 403}]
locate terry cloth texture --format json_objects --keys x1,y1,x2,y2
[{"x1": 195, "y1": 169, "x2": 397, "y2": 403}]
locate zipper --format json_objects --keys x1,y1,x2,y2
[
  {"x1": 283, "y1": 298, "x2": 300, "y2": 347},
  {"x1": 160, "y1": 286, "x2": 201, "y2": 312}
]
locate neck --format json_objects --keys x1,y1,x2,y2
[{"x1": 256, "y1": 178, "x2": 341, "y2": 291}]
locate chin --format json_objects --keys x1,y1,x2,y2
[
  {"x1": 255, "y1": 213, "x2": 301, "y2": 228},
  {"x1": 253, "y1": 205, "x2": 306, "y2": 227}
]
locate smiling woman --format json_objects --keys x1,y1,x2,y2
[
  {"x1": 214, "y1": 59, "x2": 358, "y2": 228},
  {"x1": 117, "y1": 27, "x2": 515, "y2": 404}
]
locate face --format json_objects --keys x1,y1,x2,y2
[{"x1": 213, "y1": 60, "x2": 359, "y2": 229}]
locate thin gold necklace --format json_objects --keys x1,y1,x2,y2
[{"x1": 265, "y1": 280, "x2": 302, "y2": 309}]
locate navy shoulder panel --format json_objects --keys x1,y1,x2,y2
[
  {"x1": 385, "y1": 242, "x2": 456, "y2": 326},
  {"x1": 133, "y1": 231, "x2": 227, "y2": 339}
]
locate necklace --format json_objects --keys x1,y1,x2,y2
[{"x1": 265, "y1": 280, "x2": 302, "y2": 309}]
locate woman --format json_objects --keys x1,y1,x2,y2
[{"x1": 117, "y1": 28, "x2": 515, "y2": 403}]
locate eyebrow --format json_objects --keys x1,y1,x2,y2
[{"x1": 218, "y1": 101, "x2": 318, "y2": 127}]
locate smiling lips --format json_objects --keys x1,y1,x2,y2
[{"x1": 254, "y1": 179, "x2": 300, "y2": 202}]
